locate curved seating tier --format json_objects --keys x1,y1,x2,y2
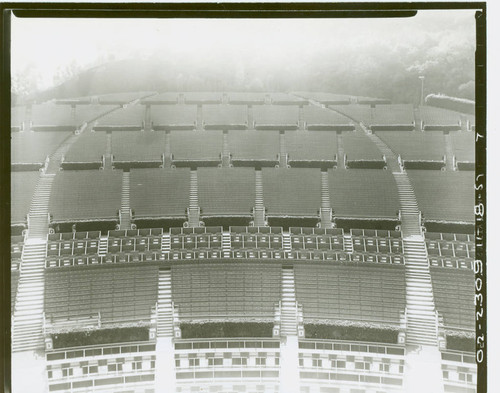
[
  {"x1": 341, "y1": 133, "x2": 384, "y2": 162},
  {"x1": 11, "y1": 171, "x2": 40, "y2": 225},
  {"x1": 228, "y1": 130, "x2": 279, "y2": 163},
  {"x1": 370, "y1": 104, "x2": 415, "y2": 127},
  {"x1": 184, "y1": 92, "x2": 223, "y2": 105},
  {"x1": 64, "y1": 132, "x2": 106, "y2": 164},
  {"x1": 151, "y1": 105, "x2": 197, "y2": 129},
  {"x1": 12, "y1": 131, "x2": 71, "y2": 165},
  {"x1": 112, "y1": 131, "x2": 165, "y2": 163},
  {"x1": 330, "y1": 105, "x2": 372, "y2": 125},
  {"x1": 303, "y1": 106, "x2": 352, "y2": 129},
  {"x1": 49, "y1": 170, "x2": 122, "y2": 222},
  {"x1": 420, "y1": 107, "x2": 462, "y2": 129},
  {"x1": 450, "y1": 131, "x2": 475, "y2": 163},
  {"x1": 294, "y1": 92, "x2": 351, "y2": 105},
  {"x1": 227, "y1": 92, "x2": 267, "y2": 105},
  {"x1": 96, "y1": 105, "x2": 145, "y2": 128},
  {"x1": 268, "y1": 92, "x2": 308, "y2": 105},
  {"x1": 171, "y1": 262, "x2": 281, "y2": 320},
  {"x1": 253, "y1": 105, "x2": 299, "y2": 128},
  {"x1": 407, "y1": 170, "x2": 474, "y2": 223},
  {"x1": 294, "y1": 263, "x2": 406, "y2": 325},
  {"x1": 30, "y1": 104, "x2": 76, "y2": 129},
  {"x1": 202, "y1": 105, "x2": 247, "y2": 128},
  {"x1": 44, "y1": 265, "x2": 158, "y2": 323},
  {"x1": 97, "y1": 91, "x2": 154, "y2": 104},
  {"x1": 73, "y1": 104, "x2": 120, "y2": 125},
  {"x1": 429, "y1": 267, "x2": 474, "y2": 330},
  {"x1": 285, "y1": 131, "x2": 337, "y2": 163},
  {"x1": 130, "y1": 168, "x2": 190, "y2": 218},
  {"x1": 141, "y1": 92, "x2": 179, "y2": 104},
  {"x1": 376, "y1": 131, "x2": 446, "y2": 162},
  {"x1": 170, "y1": 130, "x2": 222, "y2": 161},
  {"x1": 198, "y1": 168, "x2": 255, "y2": 215},
  {"x1": 262, "y1": 168, "x2": 321, "y2": 216},
  {"x1": 328, "y1": 169, "x2": 400, "y2": 219}
]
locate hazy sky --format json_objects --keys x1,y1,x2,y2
[{"x1": 11, "y1": 9, "x2": 476, "y2": 90}]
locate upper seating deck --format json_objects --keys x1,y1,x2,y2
[
  {"x1": 170, "y1": 130, "x2": 223, "y2": 161},
  {"x1": 130, "y1": 168, "x2": 190, "y2": 218},
  {"x1": 376, "y1": 131, "x2": 446, "y2": 162},
  {"x1": 150, "y1": 105, "x2": 197, "y2": 129},
  {"x1": 112, "y1": 131, "x2": 165, "y2": 163},
  {"x1": 284, "y1": 131, "x2": 337, "y2": 163},
  {"x1": 63, "y1": 131, "x2": 106, "y2": 164},
  {"x1": 430, "y1": 267, "x2": 474, "y2": 330},
  {"x1": 328, "y1": 169, "x2": 400, "y2": 219},
  {"x1": 407, "y1": 170, "x2": 474, "y2": 223},
  {"x1": 370, "y1": 104, "x2": 415, "y2": 127},
  {"x1": 450, "y1": 131, "x2": 475, "y2": 163},
  {"x1": 141, "y1": 92, "x2": 179, "y2": 104},
  {"x1": 198, "y1": 168, "x2": 255, "y2": 216},
  {"x1": 420, "y1": 106, "x2": 462, "y2": 129},
  {"x1": 11, "y1": 171, "x2": 39, "y2": 225},
  {"x1": 95, "y1": 105, "x2": 145, "y2": 128},
  {"x1": 171, "y1": 262, "x2": 281, "y2": 320},
  {"x1": 12, "y1": 131, "x2": 71, "y2": 165},
  {"x1": 202, "y1": 104, "x2": 247, "y2": 128},
  {"x1": 293, "y1": 92, "x2": 351, "y2": 105},
  {"x1": 44, "y1": 264, "x2": 158, "y2": 323},
  {"x1": 262, "y1": 168, "x2": 321, "y2": 216},
  {"x1": 253, "y1": 105, "x2": 299, "y2": 128},
  {"x1": 228, "y1": 130, "x2": 280, "y2": 164},
  {"x1": 341, "y1": 132, "x2": 385, "y2": 162},
  {"x1": 227, "y1": 92, "x2": 267, "y2": 105},
  {"x1": 49, "y1": 170, "x2": 122, "y2": 222},
  {"x1": 302, "y1": 106, "x2": 353, "y2": 128},
  {"x1": 294, "y1": 263, "x2": 406, "y2": 325}
]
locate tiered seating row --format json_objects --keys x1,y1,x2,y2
[
  {"x1": 170, "y1": 130, "x2": 222, "y2": 161},
  {"x1": 425, "y1": 239, "x2": 475, "y2": 259},
  {"x1": 112, "y1": 131, "x2": 165, "y2": 162},
  {"x1": 64, "y1": 132, "x2": 107, "y2": 164},
  {"x1": 202, "y1": 105, "x2": 247, "y2": 127},
  {"x1": 95, "y1": 105, "x2": 145, "y2": 128},
  {"x1": 253, "y1": 105, "x2": 299, "y2": 127},
  {"x1": 295, "y1": 264, "x2": 406, "y2": 324},
  {"x1": 450, "y1": 131, "x2": 475, "y2": 163},
  {"x1": 341, "y1": 132, "x2": 385, "y2": 162},
  {"x1": 49, "y1": 170, "x2": 122, "y2": 222},
  {"x1": 284, "y1": 131, "x2": 337, "y2": 163},
  {"x1": 407, "y1": 170, "x2": 474, "y2": 223},
  {"x1": 291, "y1": 234, "x2": 344, "y2": 251},
  {"x1": 44, "y1": 265, "x2": 158, "y2": 322},
  {"x1": 12, "y1": 132, "x2": 71, "y2": 164},
  {"x1": 230, "y1": 233, "x2": 284, "y2": 250},
  {"x1": 376, "y1": 131, "x2": 446, "y2": 162},
  {"x1": 370, "y1": 104, "x2": 415, "y2": 127},
  {"x1": 150, "y1": 105, "x2": 197, "y2": 128},
  {"x1": 227, "y1": 131, "x2": 279, "y2": 163},
  {"x1": 11, "y1": 171, "x2": 40, "y2": 225},
  {"x1": 98, "y1": 91, "x2": 154, "y2": 104},
  {"x1": 350, "y1": 230, "x2": 403, "y2": 255},
  {"x1": 420, "y1": 106, "x2": 462, "y2": 128},
  {"x1": 171, "y1": 263, "x2": 281, "y2": 319},
  {"x1": 430, "y1": 268, "x2": 474, "y2": 330}
]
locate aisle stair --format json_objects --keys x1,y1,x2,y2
[
  {"x1": 27, "y1": 174, "x2": 54, "y2": 239},
  {"x1": 320, "y1": 171, "x2": 333, "y2": 228},
  {"x1": 222, "y1": 232, "x2": 231, "y2": 258},
  {"x1": 282, "y1": 233, "x2": 292, "y2": 253},
  {"x1": 393, "y1": 172, "x2": 422, "y2": 237},
  {"x1": 279, "y1": 132, "x2": 288, "y2": 167},
  {"x1": 253, "y1": 170, "x2": 266, "y2": 226},
  {"x1": 280, "y1": 266, "x2": 298, "y2": 336},
  {"x1": 336, "y1": 133, "x2": 346, "y2": 169},
  {"x1": 157, "y1": 268, "x2": 174, "y2": 338},
  {"x1": 343, "y1": 234, "x2": 353, "y2": 253},
  {"x1": 11, "y1": 240, "x2": 46, "y2": 352},
  {"x1": 161, "y1": 233, "x2": 171, "y2": 253},
  {"x1": 366, "y1": 132, "x2": 401, "y2": 172},
  {"x1": 187, "y1": 170, "x2": 201, "y2": 227},
  {"x1": 98, "y1": 237, "x2": 108, "y2": 257},
  {"x1": 104, "y1": 132, "x2": 112, "y2": 169},
  {"x1": 119, "y1": 172, "x2": 132, "y2": 229}
]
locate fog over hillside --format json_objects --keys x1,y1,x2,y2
[{"x1": 12, "y1": 10, "x2": 476, "y2": 104}]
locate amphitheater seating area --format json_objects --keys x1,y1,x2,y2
[
  {"x1": 407, "y1": 170, "x2": 474, "y2": 222},
  {"x1": 11, "y1": 171, "x2": 39, "y2": 225},
  {"x1": 330, "y1": 105, "x2": 372, "y2": 125},
  {"x1": 370, "y1": 104, "x2": 415, "y2": 127},
  {"x1": 376, "y1": 131, "x2": 446, "y2": 162},
  {"x1": 63, "y1": 132, "x2": 106, "y2": 164},
  {"x1": 44, "y1": 265, "x2": 158, "y2": 323},
  {"x1": 302, "y1": 106, "x2": 352, "y2": 129},
  {"x1": 341, "y1": 132, "x2": 384, "y2": 162},
  {"x1": 294, "y1": 263, "x2": 406, "y2": 324},
  {"x1": 111, "y1": 131, "x2": 165, "y2": 163},
  {"x1": 11, "y1": 131, "x2": 71, "y2": 165},
  {"x1": 228, "y1": 130, "x2": 279, "y2": 164},
  {"x1": 450, "y1": 131, "x2": 475, "y2": 163},
  {"x1": 170, "y1": 130, "x2": 222, "y2": 162},
  {"x1": 262, "y1": 168, "x2": 321, "y2": 216},
  {"x1": 202, "y1": 105, "x2": 247, "y2": 128},
  {"x1": 171, "y1": 262, "x2": 281, "y2": 320},
  {"x1": 198, "y1": 168, "x2": 255, "y2": 215},
  {"x1": 328, "y1": 169, "x2": 399, "y2": 219},
  {"x1": 253, "y1": 105, "x2": 299, "y2": 128},
  {"x1": 227, "y1": 92, "x2": 267, "y2": 105},
  {"x1": 420, "y1": 107, "x2": 462, "y2": 129},
  {"x1": 130, "y1": 168, "x2": 190, "y2": 218},
  {"x1": 284, "y1": 131, "x2": 337, "y2": 164},
  {"x1": 49, "y1": 170, "x2": 122, "y2": 222},
  {"x1": 150, "y1": 105, "x2": 197, "y2": 128},
  {"x1": 95, "y1": 105, "x2": 145, "y2": 128},
  {"x1": 429, "y1": 267, "x2": 474, "y2": 330}
]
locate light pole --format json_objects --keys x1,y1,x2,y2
[{"x1": 419, "y1": 75, "x2": 425, "y2": 106}]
